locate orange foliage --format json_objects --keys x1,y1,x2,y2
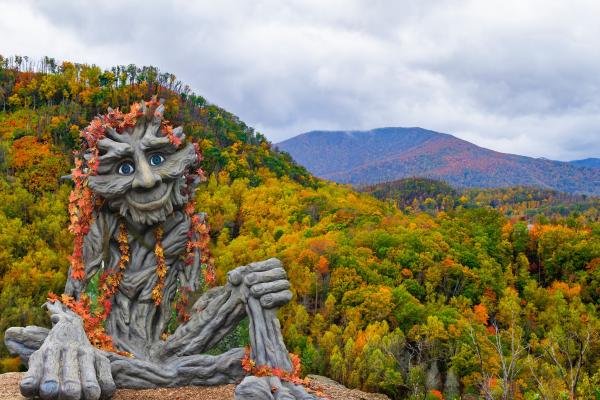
[
  {"x1": 298, "y1": 249, "x2": 319, "y2": 267},
  {"x1": 587, "y1": 258, "x2": 600, "y2": 271},
  {"x1": 483, "y1": 287, "x2": 497, "y2": 304},
  {"x1": 354, "y1": 331, "x2": 367, "y2": 354},
  {"x1": 473, "y1": 304, "x2": 489, "y2": 325},
  {"x1": 10, "y1": 136, "x2": 51, "y2": 169},
  {"x1": 430, "y1": 389, "x2": 444, "y2": 399},
  {"x1": 316, "y1": 256, "x2": 329, "y2": 275},
  {"x1": 549, "y1": 281, "x2": 581, "y2": 299},
  {"x1": 442, "y1": 258, "x2": 455, "y2": 267},
  {"x1": 308, "y1": 238, "x2": 336, "y2": 255},
  {"x1": 10, "y1": 136, "x2": 67, "y2": 193}
]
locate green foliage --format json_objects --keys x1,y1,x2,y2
[{"x1": 206, "y1": 318, "x2": 250, "y2": 355}]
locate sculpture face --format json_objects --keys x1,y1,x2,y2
[{"x1": 87, "y1": 117, "x2": 197, "y2": 225}]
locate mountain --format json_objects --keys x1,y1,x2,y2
[
  {"x1": 276, "y1": 127, "x2": 600, "y2": 195},
  {"x1": 570, "y1": 158, "x2": 600, "y2": 169}
]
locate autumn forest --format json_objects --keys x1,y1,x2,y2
[{"x1": 0, "y1": 56, "x2": 599, "y2": 400}]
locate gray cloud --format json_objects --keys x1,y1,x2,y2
[{"x1": 1, "y1": 0, "x2": 599, "y2": 160}]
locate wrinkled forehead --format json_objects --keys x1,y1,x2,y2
[
  {"x1": 97, "y1": 133, "x2": 175, "y2": 157},
  {"x1": 93, "y1": 122, "x2": 181, "y2": 175}
]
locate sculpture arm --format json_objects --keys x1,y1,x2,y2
[
  {"x1": 154, "y1": 258, "x2": 292, "y2": 363},
  {"x1": 64, "y1": 211, "x2": 118, "y2": 299},
  {"x1": 155, "y1": 284, "x2": 246, "y2": 360}
]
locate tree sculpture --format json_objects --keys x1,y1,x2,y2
[{"x1": 4, "y1": 99, "x2": 319, "y2": 400}]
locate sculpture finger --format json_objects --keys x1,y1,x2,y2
[
  {"x1": 60, "y1": 345, "x2": 81, "y2": 400},
  {"x1": 5, "y1": 326, "x2": 50, "y2": 362},
  {"x1": 46, "y1": 301, "x2": 71, "y2": 319},
  {"x1": 79, "y1": 348, "x2": 101, "y2": 400},
  {"x1": 244, "y1": 268, "x2": 287, "y2": 286},
  {"x1": 39, "y1": 346, "x2": 60, "y2": 399},
  {"x1": 248, "y1": 258, "x2": 283, "y2": 272},
  {"x1": 95, "y1": 352, "x2": 116, "y2": 399},
  {"x1": 20, "y1": 349, "x2": 43, "y2": 398},
  {"x1": 228, "y1": 265, "x2": 248, "y2": 286},
  {"x1": 259, "y1": 290, "x2": 293, "y2": 309},
  {"x1": 249, "y1": 280, "x2": 291, "y2": 298}
]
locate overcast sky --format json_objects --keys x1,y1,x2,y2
[{"x1": 1, "y1": 0, "x2": 599, "y2": 161}]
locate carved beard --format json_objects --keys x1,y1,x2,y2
[{"x1": 108, "y1": 176, "x2": 189, "y2": 225}]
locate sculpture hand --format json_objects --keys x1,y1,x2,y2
[
  {"x1": 20, "y1": 302, "x2": 116, "y2": 400},
  {"x1": 228, "y1": 258, "x2": 292, "y2": 308}
]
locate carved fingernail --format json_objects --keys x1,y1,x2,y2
[
  {"x1": 19, "y1": 378, "x2": 37, "y2": 397},
  {"x1": 40, "y1": 380, "x2": 59, "y2": 397},
  {"x1": 20, "y1": 376, "x2": 35, "y2": 385},
  {"x1": 61, "y1": 380, "x2": 81, "y2": 399},
  {"x1": 83, "y1": 382, "x2": 101, "y2": 400}
]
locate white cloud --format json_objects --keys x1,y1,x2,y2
[{"x1": 1, "y1": 0, "x2": 599, "y2": 160}]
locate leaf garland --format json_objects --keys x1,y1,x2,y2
[
  {"x1": 47, "y1": 292, "x2": 131, "y2": 357},
  {"x1": 180, "y1": 142, "x2": 214, "y2": 288},
  {"x1": 96, "y1": 220, "x2": 129, "y2": 319},
  {"x1": 67, "y1": 158, "x2": 94, "y2": 280},
  {"x1": 174, "y1": 286, "x2": 191, "y2": 323},
  {"x1": 151, "y1": 226, "x2": 167, "y2": 305},
  {"x1": 241, "y1": 347, "x2": 328, "y2": 398},
  {"x1": 187, "y1": 212, "x2": 216, "y2": 286}
]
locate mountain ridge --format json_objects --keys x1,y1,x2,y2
[
  {"x1": 570, "y1": 158, "x2": 600, "y2": 169},
  {"x1": 276, "y1": 127, "x2": 600, "y2": 195}
]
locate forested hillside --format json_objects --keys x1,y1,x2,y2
[
  {"x1": 1, "y1": 56, "x2": 600, "y2": 400},
  {"x1": 361, "y1": 178, "x2": 600, "y2": 222}
]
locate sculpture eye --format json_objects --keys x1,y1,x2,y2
[
  {"x1": 149, "y1": 154, "x2": 165, "y2": 166},
  {"x1": 118, "y1": 162, "x2": 135, "y2": 176}
]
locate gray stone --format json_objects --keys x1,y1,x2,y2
[
  {"x1": 4, "y1": 101, "x2": 319, "y2": 400},
  {"x1": 425, "y1": 360, "x2": 442, "y2": 391},
  {"x1": 443, "y1": 368, "x2": 460, "y2": 400}
]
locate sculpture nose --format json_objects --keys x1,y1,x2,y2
[{"x1": 132, "y1": 158, "x2": 161, "y2": 190}]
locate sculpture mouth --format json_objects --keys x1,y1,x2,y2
[{"x1": 126, "y1": 182, "x2": 172, "y2": 211}]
